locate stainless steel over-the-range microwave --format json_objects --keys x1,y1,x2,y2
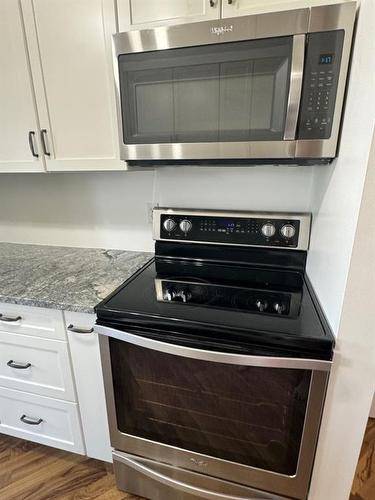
[{"x1": 113, "y1": 2, "x2": 356, "y2": 166}]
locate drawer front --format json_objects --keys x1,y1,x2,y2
[
  {"x1": 0, "y1": 331, "x2": 76, "y2": 401},
  {"x1": 0, "y1": 386, "x2": 85, "y2": 454},
  {"x1": 0, "y1": 302, "x2": 66, "y2": 340}
]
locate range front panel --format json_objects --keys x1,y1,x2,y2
[{"x1": 153, "y1": 208, "x2": 311, "y2": 250}]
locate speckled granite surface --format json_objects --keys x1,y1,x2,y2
[{"x1": 0, "y1": 243, "x2": 152, "y2": 313}]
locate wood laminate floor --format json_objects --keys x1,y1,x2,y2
[
  {"x1": 351, "y1": 418, "x2": 375, "y2": 500},
  {"x1": 0, "y1": 419, "x2": 374, "y2": 500}
]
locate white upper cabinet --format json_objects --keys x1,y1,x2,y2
[
  {"x1": 118, "y1": 0, "x2": 220, "y2": 31},
  {"x1": 222, "y1": 0, "x2": 349, "y2": 18},
  {"x1": 0, "y1": 1, "x2": 44, "y2": 173},
  {"x1": 21, "y1": 0, "x2": 123, "y2": 171},
  {"x1": 222, "y1": 0, "x2": 301, "y2": 18}
]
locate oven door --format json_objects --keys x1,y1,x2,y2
[{"x1": 97, "y1": 325, "x2": 330, "y2": 500}]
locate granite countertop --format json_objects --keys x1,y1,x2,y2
[{"x1": 0, "y1": 243, "x2": 152, "y2": 313}]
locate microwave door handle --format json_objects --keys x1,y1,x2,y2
[
  {"x1": 95, "y1": 325, "x2": 331, "y2": 372},
  {"x1": 284, "y1": 34, "x2": 305, "y2": 140}
]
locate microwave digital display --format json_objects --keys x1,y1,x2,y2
[{"x1": 319, "y1": 53, "x2": 334, "y2": 65}]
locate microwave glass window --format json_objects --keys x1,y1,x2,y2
[{"x1": 119, "y1": 37, "x2": 293, "y2": 144}]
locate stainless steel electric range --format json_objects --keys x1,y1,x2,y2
[{"x1": 95, "y1": 208, "x2": 334, "y2": 500}]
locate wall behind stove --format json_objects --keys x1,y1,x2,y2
[{"x1": 0, "y1": 165, "x2": 314, "y2": 253}]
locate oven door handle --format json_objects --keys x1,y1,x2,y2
[
  {"x1": 95, "y1": 325, "x2": 331, "y2": 371},
  {"x1": 113, "y1": 451, "x2": 273, "y2": 500},
  {"x1": 283, "y1": 34, "x2": 305, "y2": 140}
]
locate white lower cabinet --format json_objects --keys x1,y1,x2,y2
[
  {"x1": 0, "y1": 302, "x2": 84, "y2": 455},
  {"x1": 0, "y1": 386, "x2": 84, "y2": 454},
  {"x1": 65, "y1": 311, "x2": 112, "y2": 462},
  {"x1": 0, "y1": 303, "x2": 111, "y2": 461}
]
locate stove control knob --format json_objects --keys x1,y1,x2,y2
[
  {"x1": 274, "y1": 303, "x2": 286, "y2": 315},
  {"x1": 165, "y1": 289, "x2": 177, "y2": 301},
  {"x1": 256, "y1": 300, "x2": 268, "y2": 312},
  {"x1": 163, "y1": 218, "x2": 176, "y2": 232},
  {"x1": 179, "y1": 219, "x2": 193, "y2": 233},
  {"x1": 176, "y1": 290, "x2": 192, "y2": 303},
  {"x1": 280, "y1": 224, "x2": 296, "y2": 239},
  {"x1": 261, "y1": 223, "x2": 276, "y2": 238}
]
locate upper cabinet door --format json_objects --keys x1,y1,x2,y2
[
  {"x1": 0, "y1": 1, "x2": 45, "y2": 173},
  {"x1": 222, "y1": 0, "x2": 339, "y2": 18},
  {"x1": 21, "y1": 0, "x2": 123, "y2": 171},
  {"x1": 118, "y1": 0, "x2": 220, "y2": 31}
]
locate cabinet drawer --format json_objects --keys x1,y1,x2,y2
[
  {"x1": 0, "y1": 386, "x2": 85, "y2": 454},
  {"x1": 0, "y1": 331, "x2": 76, "y2": 401},
  {"x1": 0, "y1": 303, "x2": 66, "y2": 340}
]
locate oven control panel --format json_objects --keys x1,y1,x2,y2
[
  {"x1": 298, "y1": 30, "x2": 344, "y2": 140},
  {"x1": 154, "y1": 209, "x2": 311, "y2": 251}
]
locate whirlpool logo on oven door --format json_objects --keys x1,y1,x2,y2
[
  {"x1": 190, "y1": 457, "x2": 209, "y2": 467},
  {"x1": 210, "y1": 25, "x2": 233, "y2": 36}
]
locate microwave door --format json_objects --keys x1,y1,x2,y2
[{"x1": 116, "y1": 33, "x2": 304, "y2": 163}]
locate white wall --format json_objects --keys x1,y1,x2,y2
[
  {"x1": 0, "y1": 166, "x2": 314, "y2": 252},
  {"x1": 307, "y1": 0, "x2": 375, "y2": 335},
  {"x1": 154, "y1": 165, "x2": 314, "y2": 211},
  {"x1": 0, "y1": 171, "x2": 155, "y2": 252}
]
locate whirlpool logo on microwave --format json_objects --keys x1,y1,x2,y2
[{"x1": 210, "y1": 25, "x2": 233, "y2": 36}]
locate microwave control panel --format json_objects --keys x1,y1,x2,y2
[
  {"x1": 154, "y1": 210, "x2": 311, "y2": 251},
  {"x1": 298, "y1": 30, "x2": 344, "y2": 140}
]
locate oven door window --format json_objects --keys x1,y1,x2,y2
[
  {"x1": 109, "y1": 340, "x2": 311, "y2": 476},
  {"x1": 118, "y1": 37, "x2": 293, "y2": 144}
]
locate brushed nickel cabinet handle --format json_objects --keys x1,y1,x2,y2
[
  {"x1": 0, "y1": 314, "x2": 22, "y2": 323},
  {"x1": 28, "y1": 131, "x2": 38, "y2": 158},
  {"x1": 20, "y1": 415, "x2": 43, "y2": 426},
  {"x1": 41, "y1": 129, "x2": 51, "y2": 156},
  {"x1": 67, "y1": 324, "x2": 94, "y2": 334},
  {"x1": 7, "y1": 360, "x2": 31, "y2": 370}
]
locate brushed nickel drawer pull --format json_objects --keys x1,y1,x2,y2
[
  {"x1": 0, "y1": 314, "x2": 22, "y2": 323},
  {"x1": 7, "y1": 360, "x2": 31, "y2": 370},
  {"x1": 20, "y1": 415, "x2": 43, "y2": 425},
  {"x1": 67, "y1": 324, "x2": 94, "y2": 334}
]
